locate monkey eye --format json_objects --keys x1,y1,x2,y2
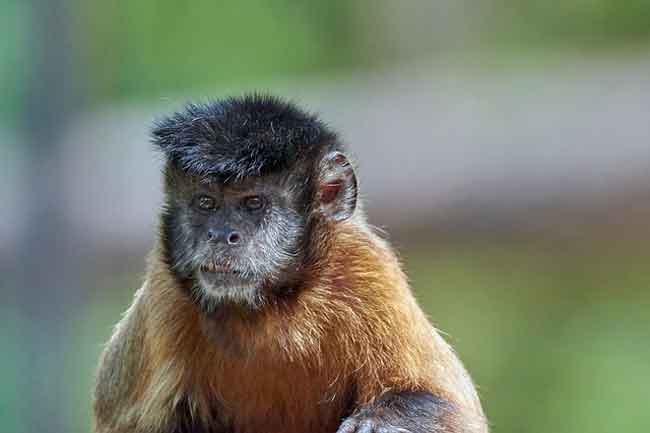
[
  {"x1": 243, "y1": 195, "x2": 265, "y2": 211},
  {"x1": 196, "y1": 195, "x2": 217, "y2": 211}
]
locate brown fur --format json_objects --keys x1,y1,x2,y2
[{"x1": 93, "y1": 216, "x2": 488, "y2": 433}]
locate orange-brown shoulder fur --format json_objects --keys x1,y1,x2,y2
[{"x1": 94, "y1": 216, "x2": 487, "y2": 433}]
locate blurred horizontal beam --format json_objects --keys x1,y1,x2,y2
[{"x1": 2, "y1": 55, "x2": 650, "y2": 254}]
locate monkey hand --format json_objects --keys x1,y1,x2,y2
[
  {"x1": 337, "y1": 415, "x2": 413, "y2": 433},
  {"x1": 335, "y1": 391, "x2": 457, "y2": 433}
]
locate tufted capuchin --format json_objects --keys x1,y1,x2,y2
[{"x1": 93, "y1": 95, "x2": 488, "y2": 433}]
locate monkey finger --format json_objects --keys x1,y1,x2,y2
[
  {"x1": 355, "y1": 419, "x2": 377, "y2": 433},
  {"x1": 376, "y1": 427, "x2": 413, "y2": 433},
  {"x1": 336, "y1": 418, "x2": 360, "y2": 433}
]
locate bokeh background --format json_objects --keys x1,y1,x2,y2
[{"x1": 2, "y1": 1, "x2": 650, "y2": 432}]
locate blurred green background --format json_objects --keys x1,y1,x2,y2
[{"x1": 2, "y1": 1, "x2": 650, "y2": 432}]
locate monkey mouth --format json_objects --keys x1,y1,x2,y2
[{"x1": 200, "y1": 262, "x2": 235, "y2": 274}]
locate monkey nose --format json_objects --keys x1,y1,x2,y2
[
  {"x1": 227, "y1": 231, "x2": 241, "y2": 245},
  {"x1": 207, "y1": 228, "x2": 242, "y2": 246}
]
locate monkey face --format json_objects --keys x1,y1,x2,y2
[
  {"x1": 151, "y1": 97, "x2": 360, "y2": 313},
  {"x1": 161, "y1": 168, "x2": 308, "y2": 311},
  {"x1": 159, "y1": 141, "x2": 358, "y2": 314}
]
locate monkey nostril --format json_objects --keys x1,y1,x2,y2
[
  {"x1": 207, "y1": 228, "x2": 220, "y2": 241},
  {"x1": 207, "y1": 228, "x2": 241, "y2": 245},
  {"x1": 227, "y1": 231, "x2": 241, "y2": 245}
]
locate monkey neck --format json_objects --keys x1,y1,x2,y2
[
  {"x1": 144, "y1": 217, "x2": 407, "y2": 362},
  {"x1": 138, "y1": 219, "x2": 413, "y2": 428}
]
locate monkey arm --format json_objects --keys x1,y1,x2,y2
[
  {"x1": 337, "y1": 287, "x2": 487, "y2": 433},
  {"x1": 337, "y1": 391, "x2": 458, "y2": 433},
  {"x1": 339, "y1": 333, "x2": 487, "y2": 433},
  {"x1": 93, "y1": 288, "x2": 150, "y2": 433},
  {"x1": 340, "y1": 380, "x2": 485, "y2": 433}
]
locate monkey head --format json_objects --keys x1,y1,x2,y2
[{"x1": 152, "y1": 95, "x2": 358, "y2": 312}]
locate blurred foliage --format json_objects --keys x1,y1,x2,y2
[
  {"x1": 4, "y1": 0, "x2": 650, "y2": 127},
  {"x1": 0, "y1": 0, "x2": 29, "y2": 128},
  {"x1": 0, "y1": 307, "x2": 26, "y2": 433},
  {"x1": 4, "y1": 241, "x2": 643, "y2": 433},
  {"x1": 406, "y1": 241, "x2": 650, "y2": 433},
  {"x1": 490, "y1": 0, "x2": 650, "y2": 48},
  {"x1": 72, "y1": 0, "x2": 357, "y2": 102}
]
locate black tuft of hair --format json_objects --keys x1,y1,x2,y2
[{"x1": 151, "y1": 94, "x2": 341, "y2": 181}]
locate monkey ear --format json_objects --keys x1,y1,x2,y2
[{"x1": 317, "y1": 152, "x2": 358, "y2": 222}]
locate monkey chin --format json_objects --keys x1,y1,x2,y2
[{"x1": 195, "y1": 270, "x2": 264, "y2": 311}]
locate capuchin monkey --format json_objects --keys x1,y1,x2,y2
[{"x1": 93, "y1": 95, "x2": 488, "y2": 433}]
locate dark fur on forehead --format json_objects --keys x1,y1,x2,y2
[{"x1": 152, "y1": 94, "x2": 342, "y2": 181}]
